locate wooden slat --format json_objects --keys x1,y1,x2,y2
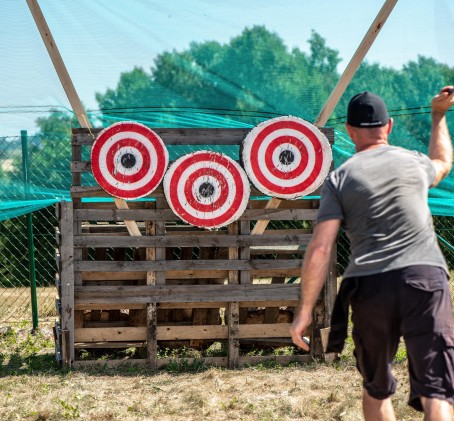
[
  {"x1": 72, "y1": 127, "x2": 333, "y2": 146},
  {"x1": 74, "y1": 300, "x2": 299, "y2": 311},
  {"x1": 73, "y1": 208, "x2": 318, "y2": 222},
  {"x1": 75, "y1": 259, "x2": 302, "y2": 272},
  {"x1": 81, "y1": 268, "x2": 301, "y2": 280},
  {"x1": 59, "y1": 201, "x2": 75, "y2": 366},
  {"x1": 75, "y1": 284, "x2": 299, "y2": 305},
  {"x1": 74, "y1": 323, "x2": 294, "y2": 343},
  {"x1": 73, "y1": 233, "x2": 312, "y2": 248}
]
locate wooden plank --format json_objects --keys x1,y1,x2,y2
[
  {"x1": 311, "y1": 242, "x2": 338, "y2": 358},
  {"x1": 113, "y1": 198, "x2": 142, "y2": 237},
  {"x1": 73, "y1": 233, "x2": 312, "y2": 248},
  {"x1": 72, "y1": 127, "x2": 333, "y2": 146},
  {"x1": 75, "y1": 259, "x2": 302, "y2": 272},
  {"x1": 74, "y1": 300, "x2": 299, "y2": 311},
  {"x1": 73, "y1": 208, "x2": 318, "y2": 222},
  {"x1": 227, "y1": 223, "x2": 240, "y2": 369},
  {"x1": 75, "y1": 327, "x2": 146, "y2": 342},
  {"x1": 239, "y1": 323, "x2": 292, "y2": 338},
  {"x1": 239, "y1": 220, "x2": 251, "y2": 323},
  {"x1": 74, "y1": 342, "x2": 144, "y2": 349},
  {"x1": 59, "y1": 201, "x2": 75, "y2": 366},
  {"x1": 26, "y1": 0, "x2": 88, "y2": 129},
  {"x1": 74, "y1": 284, "x2": 300, "y2": 304},
  {"x1": 314, "y1": 0, "x2": 398, "y2": 126},
  {"x1": 80, "y1": 268, "x2": 300, "y2": 280}
]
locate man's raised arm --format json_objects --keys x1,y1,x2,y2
[{"x1": 429, "y1": 87, "x2": 454, "y2": 186}]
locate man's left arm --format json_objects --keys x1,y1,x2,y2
[{"x1": 289, "y1": 218, "x2": 341, "y2": 350}]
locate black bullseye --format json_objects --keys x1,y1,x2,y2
[
  {"x1": 121, "y1": 153, "x2": 136, "y2": 169},
  {"x1": 199, "y1": 182, "x2": 215, "y2": 198},
  {"x1": 279, "y1": 149, "x2": 295, "y2": 165}
]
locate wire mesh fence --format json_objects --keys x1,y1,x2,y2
[
  {"x1": 1, "y1": 211, "x2": 454, "y2": 325},
  {"x1": 1, "y1": 133, "x2": 454, "y2": 325}
]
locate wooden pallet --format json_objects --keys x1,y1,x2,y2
[{"x1": 55, "y1": 127, "x2": 337, "y2": 368}]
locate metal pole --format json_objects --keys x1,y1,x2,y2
[{"x1": 21, "y1": 130, "x2": 39, "y2": 332}]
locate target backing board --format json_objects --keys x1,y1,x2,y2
[
  {"x1": 242, "y1": 116, "x2": 332, "y2": 200},
  {"x1": 91, "y1": 121, "x2": 169, "y2": 200},
  {"x1": 164, "y1": 151, "x2": 250, "y2": 229}
]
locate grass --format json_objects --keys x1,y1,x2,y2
[
  {"x1": 2, "y1": 281, "x2": 452, "y2": 420},
  {"x1": 0, "y1": 321, "x2": 423, "y2": 421}
]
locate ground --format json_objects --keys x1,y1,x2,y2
[{"x1": 0, "y1": 322, "x2": 422, "y2": 421}]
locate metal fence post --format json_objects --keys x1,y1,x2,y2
[{"x1": 21, "y1": 130, "x2": 39, "y2": 331}]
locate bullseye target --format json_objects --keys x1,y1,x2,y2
[
  {"x1": 242, "y1": 116, "x2": 332, "y2": 199},
  {"x1": 91, "y1": 121, "x2": 169, "y2": 199},
  {"x1": 164, "y1": 151, "x2": 250, "y2": 229}
]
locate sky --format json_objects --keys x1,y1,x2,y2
[{"x1": 1, "y1": 0, "x2": 454, "y2": 136}]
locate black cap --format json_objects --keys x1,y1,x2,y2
[{"x1": 347, "y1": 91, "x2": 389, "y2": 128}]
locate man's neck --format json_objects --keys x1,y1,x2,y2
[{"x1": 356, "y1": 140, "x2": 388, "y2": 153}]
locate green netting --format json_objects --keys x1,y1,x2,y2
[
  {"x1": 2, "y1": 126, "x2": 454, "y2": 221},
  {"x1": 1, "y1": 2, "x2": 454, "y2": 219}
]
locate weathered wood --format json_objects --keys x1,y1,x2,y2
[
  {"x1": 73, "y1": 208, "x2": 318, "y2": 222},
  {"x1": 80, "y1": 268, "x2": 301, "y2": 281},
  {"x1": 72, "y1": 127, "x2": 333, "y2": 146},
  {"x1": 314, "y1": 0, "x2": 398, "y2": 126},
  {"x1": 75, "y1": 259, "x2": 302, "y2": 272},
  {"x1": 227, "y1": 223, "x2": 240, "y2": 369},
  {"x1": 73, "y1": 233, "x2": 312, "y2": 248},
  {"x1": 74, "y1": 323, "x2": 294, "y2": 343},
  {"x1": 59, "y1": 201, "x2": 75, "y2": 366},
  {"x1": 74, "y1": 284, "x2": 300, "y2": 305},
  {"x1": 311, "y1": 242, "x2": 338, "y2": 359},
  {"x1": 74, "y1": 300, "x2": 299, "y2": 311}
]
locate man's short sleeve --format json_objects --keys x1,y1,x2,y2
[
  {"x1": 316, "y1": 177, "x2": 344, "y2": 223},
  {"x1": 413, "y1": 151, "x2": 436, "y2": 187}
]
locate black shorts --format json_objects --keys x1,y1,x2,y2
[{"x1": 347, "y1": 265, "x2": 454, "y2": 412}]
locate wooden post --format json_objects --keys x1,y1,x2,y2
[
  {"x1": 59, "y1": 201, "x2": 75, "y2": 366},
  {"x1": 239, "y1": 220, "x2": 251, "y2": 324},
  {"x1": 227, "y1": 222, "x2": 240, "y2": 368},
  {"x1": 314, "y1": 0, "x2": 399, "y2": 126},
  {"x1": 26, "y1": 0, "x2": 141, "y2": 237},
  {"x1": 146, "y1": 199, "x2": 166, "y2": 368}
]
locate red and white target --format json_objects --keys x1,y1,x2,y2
[
  {"x1": 242, "y1": 116, "x2": 332, "y2": 199},
  {"x1": 164, "y1": 151, "x2": 250, "y2": 229},
  {"x1": 91, "y1": 121, "x2": 169, "y2": 200}
]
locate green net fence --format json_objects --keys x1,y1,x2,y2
[{"x1": 2, "y1": 1, "x2": 454, "y2": 323}]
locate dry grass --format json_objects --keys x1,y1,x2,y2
[
  {"x1": 0, "y1": 287, "x2": 56, "y2": 322},
  {"x1": 0, "y1": 323, "x2": 422, "y2": 421}
]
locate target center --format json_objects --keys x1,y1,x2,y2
[
  {"x1": 279, "y1": 150, "x2": 295, "y2": 165},
  {"x1": 121, "y1": 153, "x2": 136, "y2": 169},
  {"x1": 199, "y1": 182, "x2": 215, "y2": 198}
]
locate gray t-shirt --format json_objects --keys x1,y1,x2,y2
[{"x1": 317, "y1": 145, "x2": 448, "y2": 277}]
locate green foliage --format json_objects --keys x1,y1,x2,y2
[{"x1": 0, "y1": 323, "x2": 57, "y2": 375}]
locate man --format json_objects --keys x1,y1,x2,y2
[{"x1": 290, "y1": 88, "x2": 454, "y2": 420}]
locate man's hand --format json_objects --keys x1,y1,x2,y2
[
  {"x1": 289, "y1": 310, "x2": 312, "y2": 351},
  {"x1": 432, "y1": 86, "x2": 454, "y2": 115}
]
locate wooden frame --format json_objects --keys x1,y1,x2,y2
[{"x1": 54, "y1": 127, "x2": 337, "y2": 368}]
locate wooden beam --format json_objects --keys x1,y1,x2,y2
[
  {"x1": 314, "y1": 0, "x2": 399, "y2": 126},
  {"x1": 251, "y1": 0, "x2": 398, "y2": 234},
  {"x1": 26, "y1": 0, "x2": 141, "y2": 237}
]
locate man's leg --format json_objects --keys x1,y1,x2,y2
[
  {"x1": 362, "y1": 389, "x2": 396, "y2": 421},
  {"x1": 421, "y1": 397, "x2": 453, "y2": 421}
]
